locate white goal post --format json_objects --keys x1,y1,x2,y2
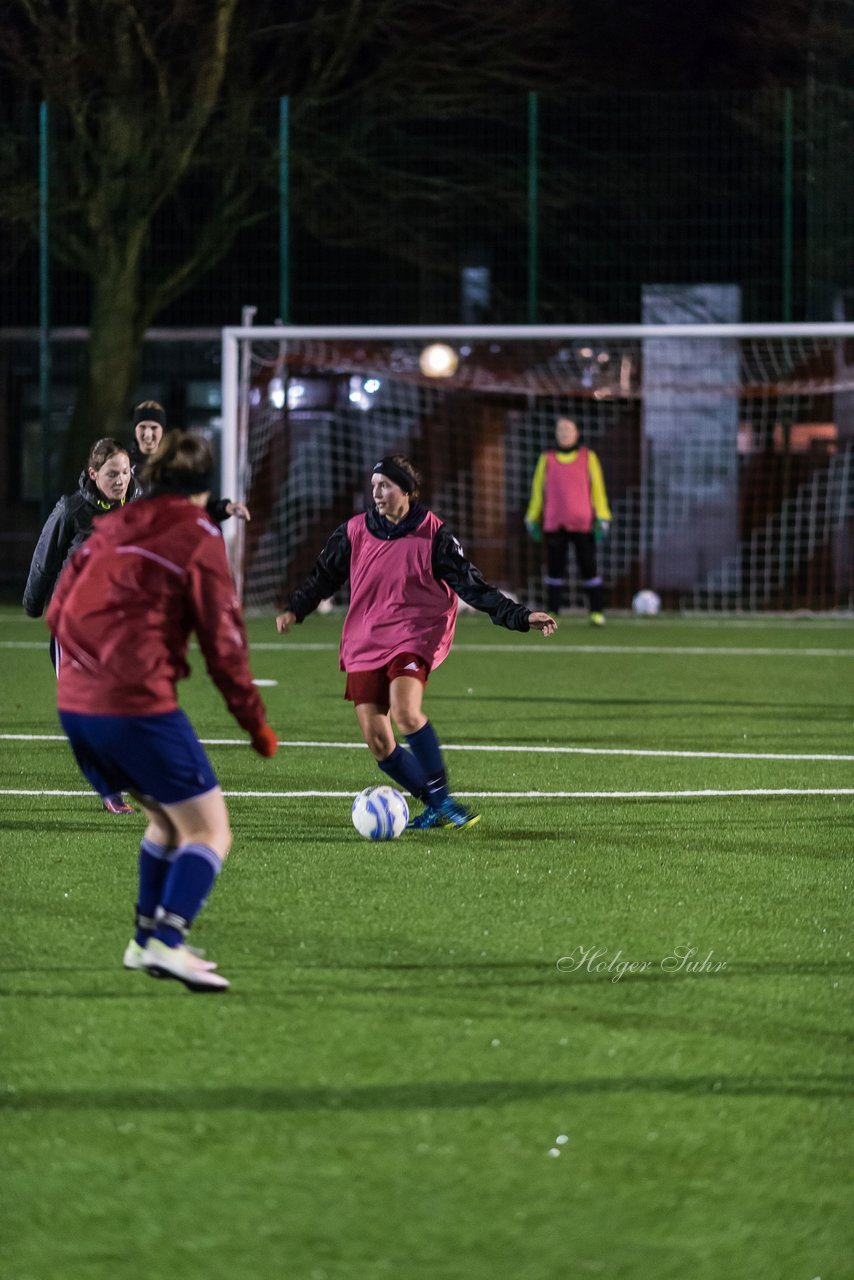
[{"x1": 220, "y1": 322, "x2": 854, "y2": 614}]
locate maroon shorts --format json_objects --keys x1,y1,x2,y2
[{"x1": 344, "y1": 652, "x2": 429, "y2": 708}]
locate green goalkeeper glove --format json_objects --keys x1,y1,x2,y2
[
  {"x1": 525, "y1": 519, "x2": 542, "y2": 544},
  {"x1": 594, "y1": 519, "x2": 610, "y2": 543}
]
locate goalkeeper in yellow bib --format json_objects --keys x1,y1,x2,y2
[{"x1": 525, "y1": 416, "x2": 612, "y2": 626}]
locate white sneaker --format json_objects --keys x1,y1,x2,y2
[
  {"x1": 123, "y1": 937, "x2": 218, "y2": 972},
  {"x1": 123, "y1": 938, "x2": 148, "y2": 971},
  {"x1": 142, "y1": 939, "x2": 230, "y2": 992}
]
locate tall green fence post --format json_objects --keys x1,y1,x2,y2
[
  {"x1": 782, "y1": 88, "x2": 794, "y2": 322},
  {"x1": 527, "y1": 91, "x2": 539, "y2": 324},
  {"x1": 279, "y1": 96, "x2": 291, "y2": 323},
  {"x1": 39, "y1": 100, "x2": 51, "y2": 518}
]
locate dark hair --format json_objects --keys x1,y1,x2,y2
[
  {"x1": 142, "y1": 430, "x2": 213, "y2": 494},
  {"x1": 87, "y1": 438, "x2": 129, "y2": 471},
  {"x1": 377, "y1": 454, "x2": 421, "y2": 501}
]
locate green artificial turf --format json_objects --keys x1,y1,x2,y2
[{"x1": 1, "y1": 606, "x2": 852, "y2": 1279}]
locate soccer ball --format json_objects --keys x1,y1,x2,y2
[
  {"x1": 632, "y1": 589, "x2": 661, "y2": 616},
  {"x1": 351, "y1": 786, "x2": 409, "y2": 840}
]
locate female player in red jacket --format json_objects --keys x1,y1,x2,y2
[{"x1": 47, "y1": 431, "x2": 278, "y2": 992}]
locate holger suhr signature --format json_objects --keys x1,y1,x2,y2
[{"x1": 556, "y1": 944, "x2": 728, "y2": 983}]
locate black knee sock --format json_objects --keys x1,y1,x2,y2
[
  {"x1": 405, "y1": 722, "x2": 449, "y2": 805},
  {"x1": 378, "y1": 744, "x2": 429, "y2": 801}
]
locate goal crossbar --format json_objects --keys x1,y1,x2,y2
[
  {"x1": 222, "y1": 322, "x2": 854, "y2": 517},
  {"x1": 224, "y1": 325, "x2": 854, "y2": 614}
]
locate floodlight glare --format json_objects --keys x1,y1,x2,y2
[{"x1": 419, "y1": 343, "x2": 459, "y2": 378}]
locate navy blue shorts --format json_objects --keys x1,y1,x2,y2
[{"x1": 59, "y1": 708, "x2": 219, "y2": 806}]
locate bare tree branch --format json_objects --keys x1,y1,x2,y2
[{"x1": 0, "y1": 0, "x2": 851, "y2": 483}]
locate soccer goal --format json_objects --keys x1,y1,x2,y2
[{"x1": 220, "y1": 323, "x2": 854, "y2": 614}]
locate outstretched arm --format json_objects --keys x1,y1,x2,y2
[
  {"x1": 206, "y1": 497, "x2": 252, "y2": 523},
  {"x1": 277, "y1": 523, "x2": 352, "y2": 629},
  {"x1": 527, "y1": 610, "x2": 558, "y2": 637},
  {"x1": 433, "y1": 526, "x2": 556, "y2": 635}
]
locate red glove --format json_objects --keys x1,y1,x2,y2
[{"x1": 251, "y1": 725, "x2": 279, "y2": 757}]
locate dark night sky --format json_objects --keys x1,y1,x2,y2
[
  {"x1": 0, "y1": 0, "x2": 848, "y2": 328},
  {"x1": 535, "y1": 0, "x2": 815, "y2": 91}
]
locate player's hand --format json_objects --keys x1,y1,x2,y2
[
  {"x1": 251, "y1": 725, "x2": 279, "y2": 757},
  {"x1": 275, "y1": 610, "x2": 297, "y2": 634},
  {"x1": 528, "y1": 611, "x2": 558, "y2": 637},
  {"x1": 525, "y1": 519, "x2": 542, "y2": 544},
  {"x1": 226, "y1": 501, "x2": 251, "y2": 521},
  {"x1": 594, "y1": 518, "x2": 610, "y2": 542}
]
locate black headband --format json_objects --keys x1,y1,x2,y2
[
  {"x1": 372, "y1": 457, "x2": 414, "y2": 494},
  {"x1": 151, "y1": 471, "x2": 213, "y2": 496},
  {"x1": 133, "y1": 407, "x2": 167, "y2": 430}
]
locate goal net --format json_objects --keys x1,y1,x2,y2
[{"x1": 221, "y1": 324, "x2": 854, "y2": 615}]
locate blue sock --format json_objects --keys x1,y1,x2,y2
[
  {"x1": 135, "y1": 838, "x2": 174, "y2": 945},
  {"x1": 154, "y1": 843, "x2": 221, "y2": 948},
  {"x1": 406, "y1": 721, "x2": 449, "y2": 805},
  {"x1": 378, "y1": 744, "x2": 429, "y2": 801}
]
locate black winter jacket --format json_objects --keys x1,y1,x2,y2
[
  {"x1": 285, "y1": 502, "x2": 532, "y2": 631},
  {"x1": 22, "y1": 472, "x2": 143, "y2": 618}
]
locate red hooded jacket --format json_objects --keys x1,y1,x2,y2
[{"x1": 46, "y1": 494, "x2": 266, "y2": 736}]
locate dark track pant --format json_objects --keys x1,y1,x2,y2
[{"x1": 543, "y1": 529, "x2": 604, "y2": 614}]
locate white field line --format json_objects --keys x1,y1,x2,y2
[
  {"x1": 1, "y1": 788, "x2": 853, "y2": 800},
  {"x1": 2, "y1": 639, "x2": 853, "y2": 658},
  {"x1": 2, "y1": 613, "x2": 851, "y2": 628},
  {"x1": 249, "y1": 642, "x2": 854, "y2": 657},
  {"x1": 1, "y1": 733, "x2": 851, "y2": 763}
]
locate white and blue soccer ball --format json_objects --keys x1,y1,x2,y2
[
  {"x1": 632, "y1": 589, "x2": 662, "y2": 616},
  {"x1": 351, "y1": 785, "x2": 409, "y2": 840}
]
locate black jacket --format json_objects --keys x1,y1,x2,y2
[
  {"x1": 22, "y1": 472, "x2": 143, "y2": 618},
  {"x1": 286, "y1": 502, "x2": 531, "y2": 631},
  {"x1": 129, "y1": 445, "x2": 233, "y2": 524}
]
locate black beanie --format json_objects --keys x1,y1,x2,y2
[{"x1": 133, "y1": 406, "x2": 167, "y2": 430}]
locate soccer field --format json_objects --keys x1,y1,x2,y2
[{"x1": 2, "y1": 606, "x2": 852, "y2": 1280}]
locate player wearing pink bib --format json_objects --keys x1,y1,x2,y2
[
  {"x1": 276, "y1": 455, "x2": 557, "y2": 830},
  {"x1": 525, "y1": 416, "x2": 612, "y2": 625}
]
